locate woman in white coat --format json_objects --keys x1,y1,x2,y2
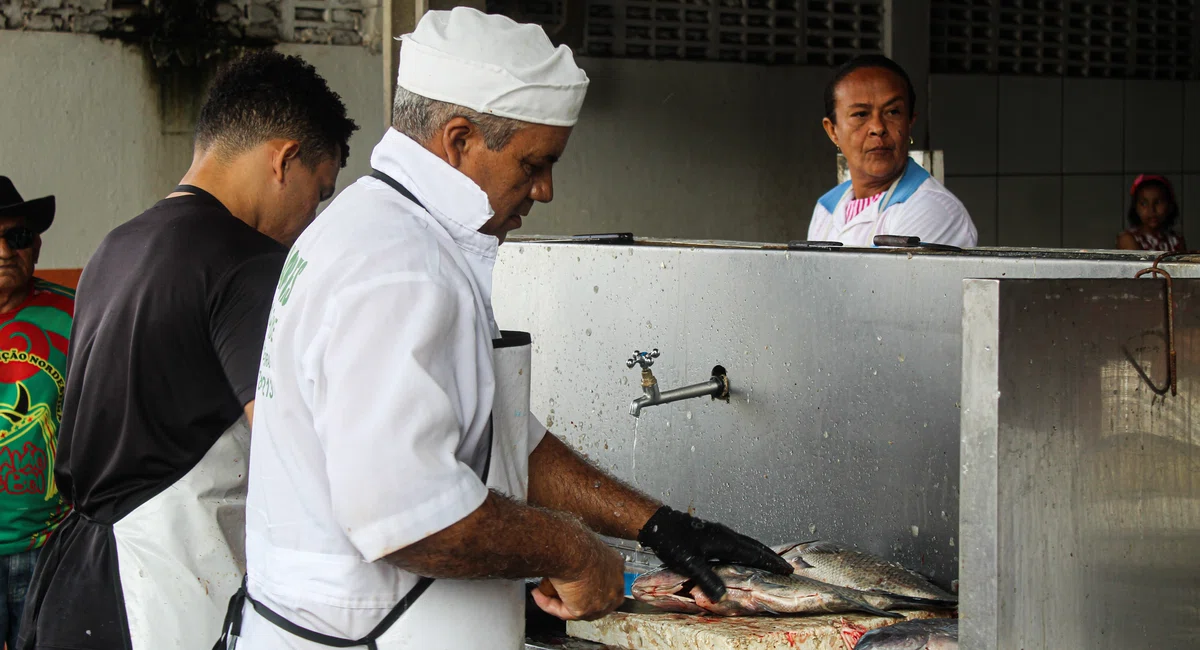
[{"x1": 808, "y1": 55, "x2": 977, "y2": 248}]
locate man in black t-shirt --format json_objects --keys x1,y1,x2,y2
[{"x1": 17, "y1": 51, "x2": 358, "y2": 650}]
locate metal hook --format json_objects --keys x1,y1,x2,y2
[{"x1": 1129, "y1": 254, "x2": 1177, "y2": 396}]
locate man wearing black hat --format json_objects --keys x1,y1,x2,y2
[{"x1": 0, "y1": 176, "x2": 73, "y2": 650}]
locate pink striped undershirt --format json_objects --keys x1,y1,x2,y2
[{"x1": 844, "y1": 191, "x2": 885, "y2": 224}]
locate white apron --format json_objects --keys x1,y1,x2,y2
[
  {"x1": 118, "y1": 416, "x2": 251, "y2": 650},
  {"x1": 215, "y1": 332, "x2": 536, "y2": 650}
]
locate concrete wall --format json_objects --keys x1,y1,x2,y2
[
  {"x1": 537, "y1": 57, "x2": 834, "y2": 242},
  {"x1": 1, "y1": 0, "x2": 380, "y2": 47},
  {"x1": 1, "y1": 30, "x2": 841, "y2": 273},
  {"x1": 0, "y1": 30, "x2": 385, "y2": 271},
  {"x1": 930, "y1": 75, "x2": 1198, "y2": 249},
  {"x1": 9, "y1": 29, "x2": 1183, "y2": 273}
]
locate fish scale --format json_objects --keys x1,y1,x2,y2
[
  {"x1": 631, "y1": 565, "x2": 940, "y2": 619},
  {"x1": 632, "y1": 539, "x2": 957, "y2": 621},
  {"x1": 692, "y1": 566, "x2": 903, "y2": 618},
  {"x1": 778, "y1": 541, "x2": 958, "y2": 603},
  {"x1": 853, "y1": 617, "x2": 959, "y2": 649}
]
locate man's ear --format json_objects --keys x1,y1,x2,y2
[
  {"x1": 440, "y1": 117, "x2": 477, "y2": 169},
  {"x1": 271, "y1": 140, "x2": 303, "y2": 183},
  {"x1": 32, "y1": 235, "x2": 41, "y2": 265}
]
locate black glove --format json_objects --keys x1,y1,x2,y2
[{"x1": 636, "y1": 506, "x2": 794, "y2": 601}]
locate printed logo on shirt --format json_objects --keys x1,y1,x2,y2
[
  {"x1": 277, "y1": 248, "x2": 309, "y2": 307},
  {"x1": 257, "y1": 349, "x2": 274, "y2": 400},
  {"x1": 0, "y1": 320, "x2": 68, "y2": 419},
  {"x1": 0, "y1": 382, "x2": 57, "y2": 501}
]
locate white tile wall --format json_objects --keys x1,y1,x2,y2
[
  {"x1": 922, "y1": 75, "x2": 1197, "y2": 250},
  {"x1": 929, "y1": 75, "x2": 998, "y2": 176},
  {"x1": 1123, "y1": 80, "x2": 1184, "y2": 174},
  {"x1": 1062, "y1": 176, "x2": 1125, "y2": 249},
  {"x1": 945, "y1": 176, "x2": 997, "y2": 246},
  {"x1": 1062, "y1": 79, "x2": 1124, "y2": 174},
  {"x1": 998, "y1": 176, "x2": 1062, "y2": 247},
  {"x1": 1185, "y1": 83, "x2": 1200, "y2": 173},
  {"x1": 998, "y1": 77, "x2": 1062, "y2": 175},
  {"x1": 1181, "y1": 174, "x2": 1200, "y2": 243}
]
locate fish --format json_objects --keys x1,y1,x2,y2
[
  {"x1": 630, "y1": 567, "x2": 709, "y2": 614},
  {"x1": 853, "y1": 618, "x2": 958, "y2": 650},
  {"x1": 777, "y1": 540, "x2": 958, "y2": 605},
  {"x1": 632, "y1": 565, "x2": 908, "y2": 619}
]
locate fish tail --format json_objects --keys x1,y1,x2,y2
[
  {"x1": 852, "y1": 598, "x2": 904, "y2": 619},
  {"x1": 879, "y1": 593, "x2": 959, "y2": 610}
]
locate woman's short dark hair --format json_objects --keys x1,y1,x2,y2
[
  {"x1": 195, "y1": 50, "x2": 358, "y2": 168},
  {"x1": 824, "y1": 54, "x2": 917, "y2": 123},
  {"x1": 1128, "y1": 177, "x2": 1180, "y2": 230}
]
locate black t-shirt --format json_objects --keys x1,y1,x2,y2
[{"x1": 56, "y1": 193, "x2": 285, "y2": 520}]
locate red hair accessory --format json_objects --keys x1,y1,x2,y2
[{"x1": 1130, "y1": 173, "x2": 1172, "y2": 197}]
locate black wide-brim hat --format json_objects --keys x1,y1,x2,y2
[{"x1": 0, "y1": 176, "x2": 54, "y2": 233}]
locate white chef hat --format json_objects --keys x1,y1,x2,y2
[{"x1": 397, "y1": 7, "x2": 590, "y2": 128}]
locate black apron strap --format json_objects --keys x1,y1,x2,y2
[
  {"x1": 173, "y1": 184, "x2": 220, "y2": 204},
  {"x1": 368, "y1": 170, "x2": 427, "y2": 212},
  {"x1": 212, "y1": 575, "x2": 436, "y2": 650},
  {"x1": 211, "y1": 576, "x2": 248, "y2": 650},
  {"x1": 211, "y1": 174, "x2": 502, "y2": 648}
]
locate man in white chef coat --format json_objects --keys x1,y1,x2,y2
[{"x1": 215, "y1": 8, "x2": 791, "y2": 650}]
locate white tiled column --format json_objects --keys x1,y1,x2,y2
[{"x1": 884, "y1": 0, "x2": 931, "y2": 147}]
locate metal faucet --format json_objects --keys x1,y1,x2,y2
[{"x1": 626, "y1": 349, "x2": 730, "y2": 418}]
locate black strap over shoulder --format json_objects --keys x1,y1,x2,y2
[
  {"x1": 173, "y1": 184, "x2": 220, "y2": 204},
  {"x1": 369, "y1": 170, "x2": 427, "y2": 212}
]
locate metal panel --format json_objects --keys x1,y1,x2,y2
[
  {"x1": 581, "y1": 0, "x2": 883, "y2": 64},
  {"x1": 493, "y1": 0, "x2": 885, "y2": 63},
  {"x1": 493, "y1": 241, "x2": 1200, "y2": 587},
  {"x1": 960, "y1": 278, "x2": 1200, "y2": 648},
  {"x1": 931, "y1": 0, "x2": 1195, "y2": 80}
]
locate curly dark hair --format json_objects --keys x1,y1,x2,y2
[
  {"x1": 824, "y1": 54, "x2": 917, "y2": 124},
  {"x1": 195, "y1": 50, "x2": 358, "y2": 168},
  {"x1": 1128, "y1": 177, "x2": 1180, "y2": 230}
]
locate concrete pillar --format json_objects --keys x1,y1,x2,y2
[
  {"x1": 381, "y1": 0, "x2": 486, "y2": 128},
  {"x1": 883, "y1": 0, "x2": 930, "y2": 148}
]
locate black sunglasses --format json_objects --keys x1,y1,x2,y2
[{"x1": 2, "y1": 227, "x2": 34, "y2": 251}]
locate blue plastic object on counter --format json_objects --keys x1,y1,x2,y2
[{"x1": 623, "y1": 571, "x2": 637, "y2": 598}]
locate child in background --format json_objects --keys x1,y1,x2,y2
[{"x1": 1118, "y1": 174, "x2": 1187, "y2": 253}]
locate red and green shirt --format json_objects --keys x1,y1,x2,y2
[{"x1": 0, "y1": 279, "x2": 73, "y2": 554}]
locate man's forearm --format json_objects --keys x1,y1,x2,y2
[
  {"x1": 527, "y1": 433, "x2": 661, "y2": 540},
  {"x1": 384, "y1": 490, "x2": 603, "y2": 581}
]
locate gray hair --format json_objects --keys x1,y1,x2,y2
[{"x1": 392, "y1": 86, "x2": 525, "y2": 151}]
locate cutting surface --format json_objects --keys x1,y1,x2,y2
[{"x1": 567, "y1": 604, "x2": 953, "y2": 650}]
